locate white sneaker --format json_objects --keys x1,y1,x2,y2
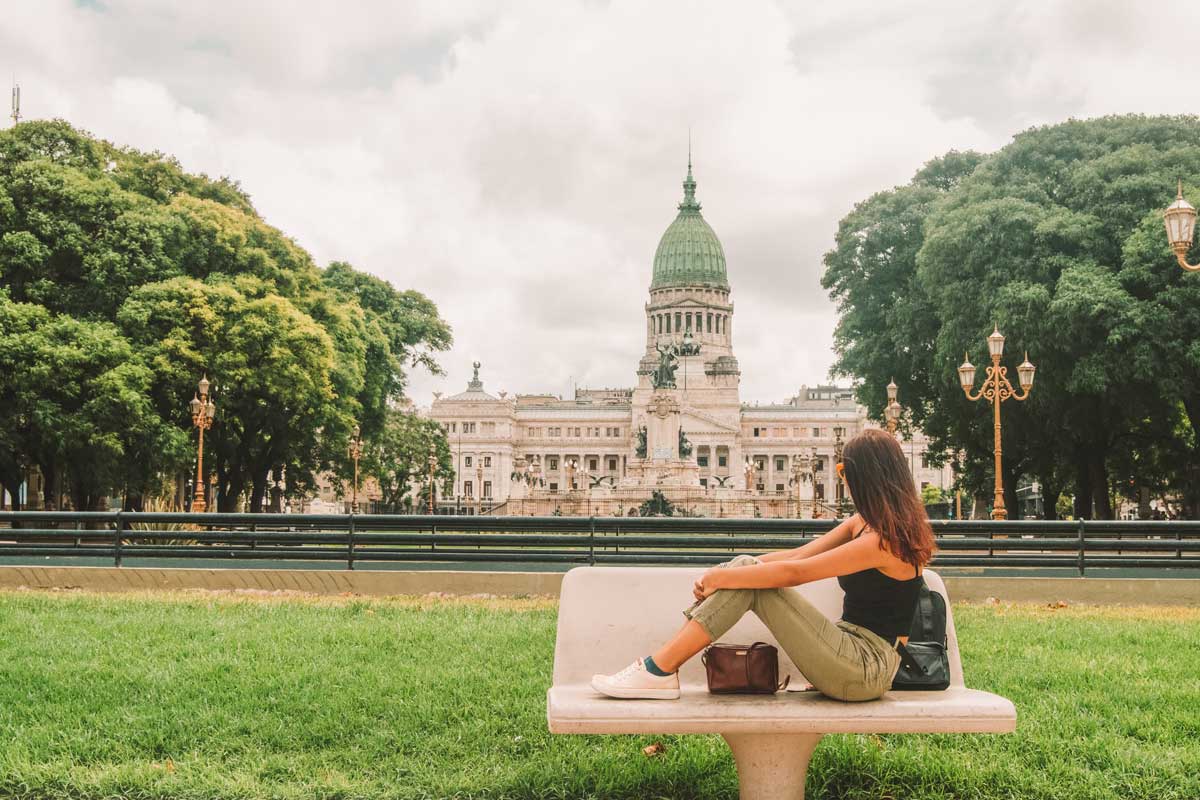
[{"x1": 591, "y1": 659, "x2": 680, "y2": 699}]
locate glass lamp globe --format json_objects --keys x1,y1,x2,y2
[
  {"x1": 197, "y1": 375, "x2": 210, "y2": 397},
  {"x1": 958, "y1": 354, "x2": 976, "y2": 390},
  {"x1": 987, "y1": 327, "x2": 1005, "y2": 359},
  {"x1": 1017, "y1": 353, "x2": 1036, "y2": 390},
  {"x1": 1164, "y1": 182, "x2": 1197, "y2": 249}
]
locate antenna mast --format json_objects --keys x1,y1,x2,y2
[{"x1": 10, "y1": 82, "x2": 19, "y2": 126}]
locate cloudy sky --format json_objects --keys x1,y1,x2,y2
[{"x1": 2, "y1": 1, "x2": 1194, "y2": 407}]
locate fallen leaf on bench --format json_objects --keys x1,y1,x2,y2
[{"x1": 642, "y1": 743, "x2": 666, "y2": 757}]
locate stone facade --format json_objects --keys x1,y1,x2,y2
[{"x1": 427, "y1": 164, "x2": 953, "y2": 518}]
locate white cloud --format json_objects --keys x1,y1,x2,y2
[{"x1": 3, "y1": 0, "x2": 1199, "y2": 408}]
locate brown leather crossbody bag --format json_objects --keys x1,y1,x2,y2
[{"x1": 701, "y1": 641, "x2": 790, "y2": 694}]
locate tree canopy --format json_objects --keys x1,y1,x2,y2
[
  {"x1": 0, "y1": 120, "x2": 452, "y2": 511},
  {"x1": 823, "y1": 116, "x2": 1200, "y2": 518}
]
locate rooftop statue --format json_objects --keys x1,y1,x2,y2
[{"x1": 652, "y1": 343, "x2": 679, "y2": 389}]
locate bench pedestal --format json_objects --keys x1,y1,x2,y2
[{"x1": 722, "y1": 732, "x2": 823, "y2": 800}]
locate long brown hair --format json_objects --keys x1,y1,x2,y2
[{"x1": 841, "y1": 429, "x2": 935, "y2": 569}]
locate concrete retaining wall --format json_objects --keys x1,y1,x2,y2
[{"x1": 0, "y1": 565, "x2": 1197, "y2": 605}]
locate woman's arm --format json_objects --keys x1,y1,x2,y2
[
  {"x1": 698, "y1": 529, "x2": 887, "y2": 595},
  {"x1": 756, "y1": 513, "x2": 865, "y2": 563}
]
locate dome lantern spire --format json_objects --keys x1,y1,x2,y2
[
  {"x1": 650, "y1": 153, "x2": 728, "y2": 290},
  {"x1": 680, "y1": 146, "x2": 700, "y2": 212}
]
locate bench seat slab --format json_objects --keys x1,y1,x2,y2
[{"x1": 547, "y1": 685, "x2": 1016, "y2": 735}]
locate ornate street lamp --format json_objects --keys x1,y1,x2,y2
[
  {"x1": 476, "y1": 463, "x2": 484, "y2": 516},
  {"x1": 427, "y1": 443, "x2": 438, "y2": 515},
  {"x1": 790, "y1": 451, "x2": 812, "y2": 519},
  {"x1": 885, "y1": 379, "x2": 902, "y2": 435},
  {"x1": 958, "y1": 326, "x2": 1035, "y2": 520},
  {"x1": 1163, "y1": 180, "x2": 1200, "y2": 272},
  {"x1": 833, "y1": 428, "x2": 847, "y2": 518},
  {"x1": 347, "y1": 424, "x2": 363, "y2": 514},
  {"x1": 188, "y1": 375, "x2": 216, "y2": 513}
]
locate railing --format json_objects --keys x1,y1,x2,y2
[{"x1": 0, "y1": 512, "x2": 1197, "y2": 575}]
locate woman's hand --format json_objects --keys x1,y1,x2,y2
[{"x1": 692, "y1": 568, "x2": 724, "y2": 601}]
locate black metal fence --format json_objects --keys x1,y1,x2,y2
[{"x1": 1, "y1": 512, "x2": 1198, "y2": 575}]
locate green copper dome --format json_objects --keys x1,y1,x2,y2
[{"x1": 650, "y1": 161, "x2": 728, "y2": 290}]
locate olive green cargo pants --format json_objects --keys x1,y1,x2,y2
[{"x1": 683, "y1": 554, "x2": 902, "y2": 701}]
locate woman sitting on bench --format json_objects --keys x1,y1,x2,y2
[{"x1": 591, "y1": 428, "x2": 936, "y2": 701}]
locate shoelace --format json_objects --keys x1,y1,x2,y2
[{"x1": 611, "y1": 661, "x2": 643, "y2": 680}]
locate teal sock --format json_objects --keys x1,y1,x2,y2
[{"x1": 644, "y1": 655, "x2": 673, "y2": 676}]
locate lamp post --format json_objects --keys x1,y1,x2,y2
[
  {"x1": 188, "y1": 375, "x2": 216, "y2": 513},
  {"x1": 476, "y1": 463, "x2": 484, "y2": 516},
  {"x1": 427, "y1": 443, "x2": 438, "y2": 515},
  {"x1": 1163, "y1": 180, "x2": 1200, "y2": 272},
  {"x1": 791, "y1": 451, "x2": 812, "y2": 519},
  {"x1": 958, "y1": 327, "x2": 1036, "y2": 520},
  {"x1": 833, "y1": 429, "x2": 846, "y2": 518},
  {"x1": 885, "y1": 379, "x2": 902, "y2": 435},
  {"x1": 348, "y1": 424, "x2": 362, "y2": 514}
]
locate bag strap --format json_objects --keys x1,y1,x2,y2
[
  {"x1": 895, "y1": 641, "x2": 928, "y2": 676},
  {"x1": 918, "y1": 583, "x2": 936, "y2": 641}
]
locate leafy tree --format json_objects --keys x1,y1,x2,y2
[
  {"x1": 921, "y1": 484, "x2": 946, "y2": 506},
  {"x1": 0, "y1": 292, "x2": 184, "y2": 511},
  {"x1": 824, "y1": 116, "x2": 1200, "y2": 518},
  {"x1": 0, "y1": 120, "x2": 452, "y2": 512},
  {"x1": 118, "y1": 276, "x2": 341, "y2": 512},
  {"x1": 362, "y1": 411, "x2": 452, "y2": 512}
]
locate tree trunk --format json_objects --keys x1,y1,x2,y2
[
  {"x1": 249, "y1": 473, "x2": 268, "y2": 514},
  {"x1": 218, "y1": 478, "x2": 242, "y2": 513},
  {"x1": 1180, "y1": 395, "x2": 1200, "y2": 519},
  {"x1": 1003, "y1": 462, "x2": 1020, "y2": 520},
  {"x1": 1039, "y1": 473, "x2": 1061, "y2": 520},
  {"x1": 1089, "y1": 453, "x2": 1113, "y2": 520},
  {"x1": 1, "y1": 473, "x2": 22, "y2": 512},
  {"x1": 40, "y1": 463, "x2": 57, "y2": 511},
  {"x1": 1072, "y1": 453, "x2": 1092, "y2": 520}
]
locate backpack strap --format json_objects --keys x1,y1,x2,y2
[{"x1": 917, "y1": 582, "x2": 936, "y2": 641}]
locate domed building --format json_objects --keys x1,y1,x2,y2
[{"x1": 429, "y1": 161, "x2": 952, "y2": 517}]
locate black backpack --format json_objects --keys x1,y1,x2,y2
[{"x1": 890, "y1": 579, "x2": 951, "y2": 691}]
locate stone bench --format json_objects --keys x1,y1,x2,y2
[{"x1": 547, "y1": 565, "x2": 1016, "y2": 800}]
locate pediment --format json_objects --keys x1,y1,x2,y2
[{"x1": 679, "y1": 407, "x2": 740, "y2": 434}]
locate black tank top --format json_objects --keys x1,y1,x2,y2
[{"x1": 837, "y1": 526, "x2": 923, "y2": 640}]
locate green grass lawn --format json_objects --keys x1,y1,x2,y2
[{"x1": 0, "y1": 589, "x2": 1196, "y2": 800}]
